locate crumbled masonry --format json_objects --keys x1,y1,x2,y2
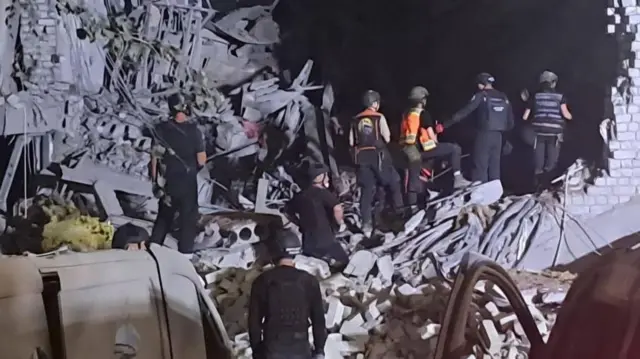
[
  {"x1": 202, "y1": 259, "x2": 572, "y2": 359},
  {"x1": 0, "y1": 1, "x2": 639, "y2": 357}
]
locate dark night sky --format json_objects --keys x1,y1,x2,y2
[{"x1": 274, "y1": 0, "x2": 618, "y2": 192}]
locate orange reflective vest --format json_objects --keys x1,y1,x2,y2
[{"x1": 400, "y1": 107, "x2": 436, "y2": 151}]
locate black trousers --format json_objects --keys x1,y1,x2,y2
[
  {"x1": 404, "y1": 143, "x2": 462, "y2": 206},
  {"x1": 149, "y1": 175, "x2": 198, "y2": 254},
  {"x1": 302, "y1": 236, "x2": 349, "y2": 270},
  {"x1": 472, "y1": 131, "x2": 502, "y2": 183},
  {"x1": 356, "y1": 150, "x2": 403, "y2": 225},
  {"x1": 534, "y1": 134, "x2": 561, "y2": 174}
]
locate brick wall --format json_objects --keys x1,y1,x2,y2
[
  {"x1": 18, "y1": 0, "x2": 58, "y2": 99},
  {"x1": 564, "y1": 1, "x2": 639, "y2": 217}
]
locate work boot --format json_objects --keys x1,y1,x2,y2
[
  {"x1": 453, "y1": 173, "x2": 472, "y2": 189},
  {"x1": 362, "y1": 222, "x2": 373, "y2": 238}
]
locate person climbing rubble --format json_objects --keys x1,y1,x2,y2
[
  {"x1": 522, "y1": 71, "x2": 572, "y2": 186},
  {"x1": 349, "y1": 90, "x2": 404, "y2": 236},
  {"x1": 441, "y1": 73, "x2": 514, "y2": 183},
  {"x1": 148, "y1": 93, "x2": 207, "y2": 258},
  {"x1": 287, "y1": 162, "x2": 348, "y2": 270},
  {"x1": 248, "y1": 227, "x2": 327, "y2": 359},
  {"x1": 401, "y1": 86, "x2": 470, "y2": 210}
]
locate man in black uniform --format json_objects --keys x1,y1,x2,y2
[
  {"x1": 443, "y1": 73, "x2": 514, "y2": 183},
  {"x1": 349, "y1": 90, "x2": 404, "y2": 237},
  {"x1": 287, "y1": 163, "x2": 348, "y2": 270},
  {"x1": 248, "y1": 228, "x2": 327, "y2": 359},
  {"x1": 522, "y1": 71, "x2": 573, "y2": 183},
  {"x1": 149, "y1": 93, "x2": 206, "y2": 257}
]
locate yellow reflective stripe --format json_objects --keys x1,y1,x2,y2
[
  {"x1": 421, "y1": 140, "x2": 437, "y2": 151},
  {"x1": 406, "y1": 134, "x2": 417, "y2": 141}
]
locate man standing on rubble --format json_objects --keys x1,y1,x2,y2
[
  {"x1": 401, "y1": 86, "x2": 471, "y2": 209},
  {"x1": 349, "y1": 90, "x2": 404, "y2": 236},
  {"x1": 441, "y1": 73, "x2": 514, "y2": 183},
  {"x1": 248, "y1": 227, "x2": 327, "y2": 359},
  {"x1": 287, "y1": 163, "x2": 348, "y2": 270},
  {"x1": 148, "y1": 93, "x2": 207, "y2": 257},
  {"x1": 522, "y1": 71, "x2": 573, "y2": 185}
]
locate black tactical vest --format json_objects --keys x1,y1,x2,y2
[
  {"x1": 352, "y1": 112, "x2": 383, "y2": 149},
  {"x1": 532, "y1": 91, "x2": 564, "y2": 134},
  {"x1": 478, "y1": 91, "x2": 510, "y2": 132}
]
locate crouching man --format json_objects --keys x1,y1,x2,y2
[
  {"x1": 287, "y1": 163, "x2": 348, "y2": 271},
  {"x1": 248, "y1": 228, "x2": 327, "y2": 359}
]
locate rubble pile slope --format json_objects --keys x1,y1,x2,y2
[{"x1": 202, "y1": 258, "x2": 571, "y2": 359}]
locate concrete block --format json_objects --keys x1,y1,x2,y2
[
  {"x1": 541, "y1": 291, "x2": 567, "y2": 304},
  {"x1": 484, "y1": 302, "x2": 500, "y2": 318},
  {"x1": 481, "y1": 320, "x2": 502, "y2": 356},
  {"x1": 325, "y1": 296, "x2": 346, "y2": 329},
  {"x1": 419, "y1": 322, "x2": 440, "y2": 340},
  {"x1": 343, "y1": 250, "x2": 377, "y2": 278},
  {"x1": 613, "y1": 185, "x2": 637, "y2": 195},
  {"x1": 612, "y1": 149, "x2": 637, "y2": 159},
  {"x1": 339, "y1": 314, "x2": 368, "y2": 338},
  {"x1": 376, "y1": 255, "x2": 394, "y2": 283},
  {"x1": 586, "y1": 185, "x2": 611, "y2": 195},
  {"x1": 37, "y1": 18, "x2": 56, "y2": 26},
  {"x1": 618, "y1": 114, "x2": 632, "y2": 123},
  {"x1": 364, "y1": 300, "x2": 381, "y2": 322},
  {"x1": 617, "y1": 131, "x2": 636, "y2": 141}
]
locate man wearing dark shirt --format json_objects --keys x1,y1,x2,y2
[
  {"x1": 522, "y1": 71, "x2": 573, "y2": 183},
  {"x1": 287, "y1": 163, "x2": 347, "y2": 270},
  {"x1": 443, "y1": 73, "x2": 514, "y2": 183},
  {"x1": 149, "y1": 93, "x2": 206, "y2": 256},
  {"x1": 248, "y1": 228, "x2": 327, "y2": 359}
]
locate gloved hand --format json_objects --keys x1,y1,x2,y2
[
  {"x1": 435, "y1": 123, "x2": 444, "y2": 134},
  {"x1": 152, "y1": 183, "x2": 164, "y2": 199}
]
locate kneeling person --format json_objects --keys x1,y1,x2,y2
[{"x1": 287, "y1": 163, "x2": 348, "y2": 270}]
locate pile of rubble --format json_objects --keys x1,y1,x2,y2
[
  {"x1": 1, "y1": 0, "x2": 344, "y2": 228},
  {"x1": 193, "y1": 180, "x2": 576, "y2": 281},
  {"x1": 203, "y1": 255, "x2": 571, "y2": 359}
]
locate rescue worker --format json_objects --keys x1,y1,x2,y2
[
  {"x1": 349, "y1": 90, "x2": 404, "y2": 236},
  {"x1": 248, "y1": 227, "x2": 327, "y2": 359},
  {"x1": 522, "y1": 71, "x2": 573, "y2": 183},
  {"x1": 401, "y1": 86, "x2": 471, "y2": 208},
  {"x1": 442, "y1": 73, "x2": 514, "y2": 183},
  {"x1": 149, "y1": 93, "x2": 206, "y2": 258},
  {"x1": 287, "y1": 163, "x2": 348, "y2": 270}
]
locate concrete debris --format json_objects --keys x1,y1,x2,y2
[
  {"x1": 204, "y1": 263, "x2": 569, "y2": 359},
  {"x1": 0, "y1": 0, "x2": 340, "y2": 230}
]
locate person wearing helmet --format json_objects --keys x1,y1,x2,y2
[
  {"x1": 400, "y1": 86, "x2": 471, "y2": 208},
  {"x1": 442, "y1": 73, "x2": 514, "y2": 183},
  {"x1": 522, "y1": 71, "x2": 573, "y2": 185},
  {"x1": 287, "y1": 162, "x2": 348, "y2": 270},
  {"x1": 148, "y1": 93, "x2": 207, "y2": 258},
  {"x1": 248, "y1": 227, "x2": 327, "y2": 359},
  {"x1": 349, "y1": 90, "x2": 404, "y2": 237}
]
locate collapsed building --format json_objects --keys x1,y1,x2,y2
[{"x1": 1, "y1": 0, "x2": 640, "y2": 357}]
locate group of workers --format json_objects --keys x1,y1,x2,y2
[{"x1": 142, "y1": 70, "x2": 573, "y2": 359}]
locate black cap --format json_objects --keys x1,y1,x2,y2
[
  {"x1": 308, "y1": 162, "x2": 329, "y2": 180},
  {"x1": 477, "y1": 73, "x2": 495, "y2": 85},
  {"x1": 268, "y1": 228, "x2": 302, "y2": 260}
]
